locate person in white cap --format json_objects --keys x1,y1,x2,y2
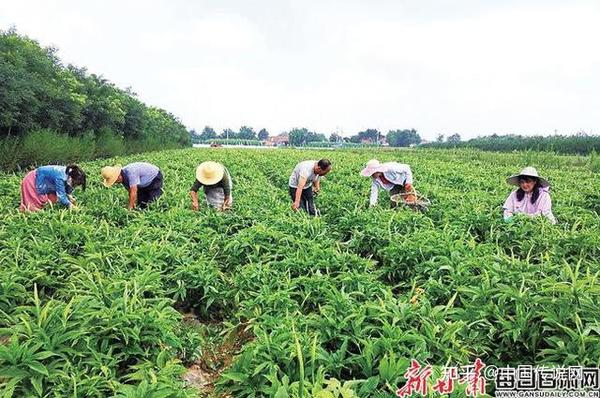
[
  {"x1": 503, "y1": 166, "x2": 556, "y2": 224},
  {"x1": 190, "y1": 161, "x2": 232, "y2": 211},
  {"x1": 101, "y1": 162, "x2": 163, "y2": 210},
  {"x1": 361, "y1": 159, "x2": 415, "y2": 208}
]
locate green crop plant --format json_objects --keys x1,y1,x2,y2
[{"x1": 0, "y1": 147, "x2": 598, "y2": 396}]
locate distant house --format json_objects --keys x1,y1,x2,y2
[
  {"x1": 265, "y1": 133, "x2": 289, "y2": 147},
  {"x1": 360, "y1": 137, "x2": 387, "y2": 146}
]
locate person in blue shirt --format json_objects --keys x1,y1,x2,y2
[
  {"x1": 101, "y1": 162, "x2": 163, "y2": 209},
  {"x1": 19, "y1": 164, "x2": 86, "y2": 212}
]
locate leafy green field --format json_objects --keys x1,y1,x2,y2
[{"x1": 1, "y1": 148, "x2": 599, "y2": 397}]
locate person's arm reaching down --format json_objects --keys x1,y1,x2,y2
[
  {"x1": 128, "y1": 185, "x2": 138, "y2": 210},
  {"x1": 369, "y1": 180, "x2": 379, "y2": 207},
  {"x1": 293, "y1": 177, "x2": 307, "y2": 211}
]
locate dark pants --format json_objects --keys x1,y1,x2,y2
[
  {"x1": 390, "y1": 184, "x2": 406, "y2": 209},
  {"x1": 138, "y1": 171, "x2": 163, "y2": 209},
  {"x1": 289, "y1": 186, "x2": 316, "y2": 216}
]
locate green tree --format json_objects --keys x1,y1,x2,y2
[
  {"x1": 219, "y1": 128, "x2": 236, "y2": 139},
  {"x1": 258, "y1": 128, "x2": 269, "y2": 141},
  {"x1": 447, "y1": 133, "x2": 462, "y2": 144},
  {"x1": 0, "y1": 29, "x2": 74, "y2": 136},
  {"x1": 310, "y1": 132, "x2": 327, "y2": 142},
  {"x1": 199, "y1": 126, "x2": 217, "y2": 140},
  {"x1": 238, "y1": 126, "x2": 256, "y2": 140},
  {"x1": 122, "y1": 96, "x2": 145, "y2": 140},
  {"x1": 349, "y1": 129, "x2": 383, "y2": 144},
  {"x1": 386, "y1": 129, "x2": 421, "y2": 147},
  {"x1": 287, "y1": 128, "x2": 326, "y2": 145},
  {"x1": 0, "y1": 28, "x2": 191, "y2": 169},
  {"x1": 288, "y1": 127, "x2": 309, "y2": 146}
]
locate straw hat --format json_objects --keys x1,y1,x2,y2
[
  {"x1": 101, "y1": 165, "x2": 122, "y2": 187},
  {"x1": 360, "y1": 159, "x2": 383, "y2": 177},
  {"x1": 507, "y1": 166, "x2": 550, "y2": 188},
  {"x1": 196, "y1": 161, "x2": 224, "y2": 185}
]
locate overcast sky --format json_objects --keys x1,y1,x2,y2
[{"x1": 1, "y1": 0, "x2": 599, "y2": 139}]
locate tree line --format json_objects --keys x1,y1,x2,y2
[
  {"x1": 197, "y1": 124, "x2": 600, "y2": 156},
  {"x1": 194, "y1": 125, "x2": 424, "y2": 147},
  {"x1": 422, "y1": 133, "x2": 600, "y2": 155},
  {"x1": 191, "y1": 126, "x2": 269, "y2": 142},
  {"x1": 0, "y1": 28, "x2": 190, "y2": 170}
]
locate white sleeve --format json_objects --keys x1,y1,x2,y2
[
  {"x1": 545, "y1": 210, "x2": 557, "y2": 225},
  {"x1": 502, "y1": 192, "x2": 514, "y2": 219},
  {"x1": 404, "y1": 166, "x2": 414, "y2": 185},
  {"x1": 389, "y1": 164, "x2": 413, "y2": 185},
  {"x1": 369, "y1": 180, "x2": 379, "y2": 206},
  {"x1": 539, "y1": 192, "x2": 557, "y2": 224}
]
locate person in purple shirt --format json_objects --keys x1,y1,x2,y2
[
  {"x1": 19, "y1": 164, "x2": 86, "y2": 212},
  {"x1": 503, "y1": 166, "x2": 557, "y2": 224},
  {"x1": 101, "y1": 162, "x2": 163, "y2": 209}
]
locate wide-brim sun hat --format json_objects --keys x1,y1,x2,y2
[
  {"x1": 507, "y1": 166, "x2": 550, "y2": 188},
  {"x1": 196, "y1": 161, "x2": 225, "y2": 185},
  {"x1": 360, "y1": 159, "x2": 383, "y2": 177},
  {"x1": 101, "y1": 165, "x2": 122, "y2": 187}
]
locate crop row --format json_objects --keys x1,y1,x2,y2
[{"x1": 0, "y1": 147, "x2": 598, "y2": 397}]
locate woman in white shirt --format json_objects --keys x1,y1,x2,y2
[{"x1": 361, "y1": 159, "x2": 415, "y2": 208}]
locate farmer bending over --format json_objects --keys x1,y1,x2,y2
[
  {"x1": 289, "y1": 159, "x2": 332, "y2": 216},
  {"x1": 20, "y1": 164, "x2": 86, "y2": 212},
  {"x1": 361, "y1": 159, "x2": 415, "y2": 208},
  {"x1": 503, "y1": 166, "x2": 556, "y2": 224},
  {"x1": 190, "y1": 161, "x2": 232, "y2": 211},
  {"x1": 101, "y1": 162, "x2": 163, "y2": 210}
]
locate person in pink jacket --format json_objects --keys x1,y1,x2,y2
[{"x1": 503, "y1": 166, "x2": 557, "y2": 224}]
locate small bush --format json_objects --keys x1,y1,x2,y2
[
  {"x1": 19, "y1": 129, "x2": 96, "y2": 168},
  {"x1": 0, "y1": 137, "x2": 22, "y2": 171},
  {"x1": 94, "y1": 128, "x2": 125, "y2": 158},
  {"x1": 590, "y1": 151, "x2": 600, "y2": 173},
  {"x1": 0, "y1": 129, "x2": 187, "y2": 172}
]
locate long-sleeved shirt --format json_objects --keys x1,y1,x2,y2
[
  {"x1": 503, "y1": 187, "x2": 557, "y2": 224},
  {"x1": 35, "y1": 165, "x2": 71, "y2": 206},
  {"x1": 190, "y1": 167, "x2": 232, "y2": 196},
  {"x1": 122, "y1": 162, "x2": 160, "y2": 188},
  {"x1": 369, "y1": 162, "x2": 413, "y2": 206}
]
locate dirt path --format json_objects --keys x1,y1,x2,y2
[{"x1": 181, "y1": 314, "x2": 253, "y2": 397}]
